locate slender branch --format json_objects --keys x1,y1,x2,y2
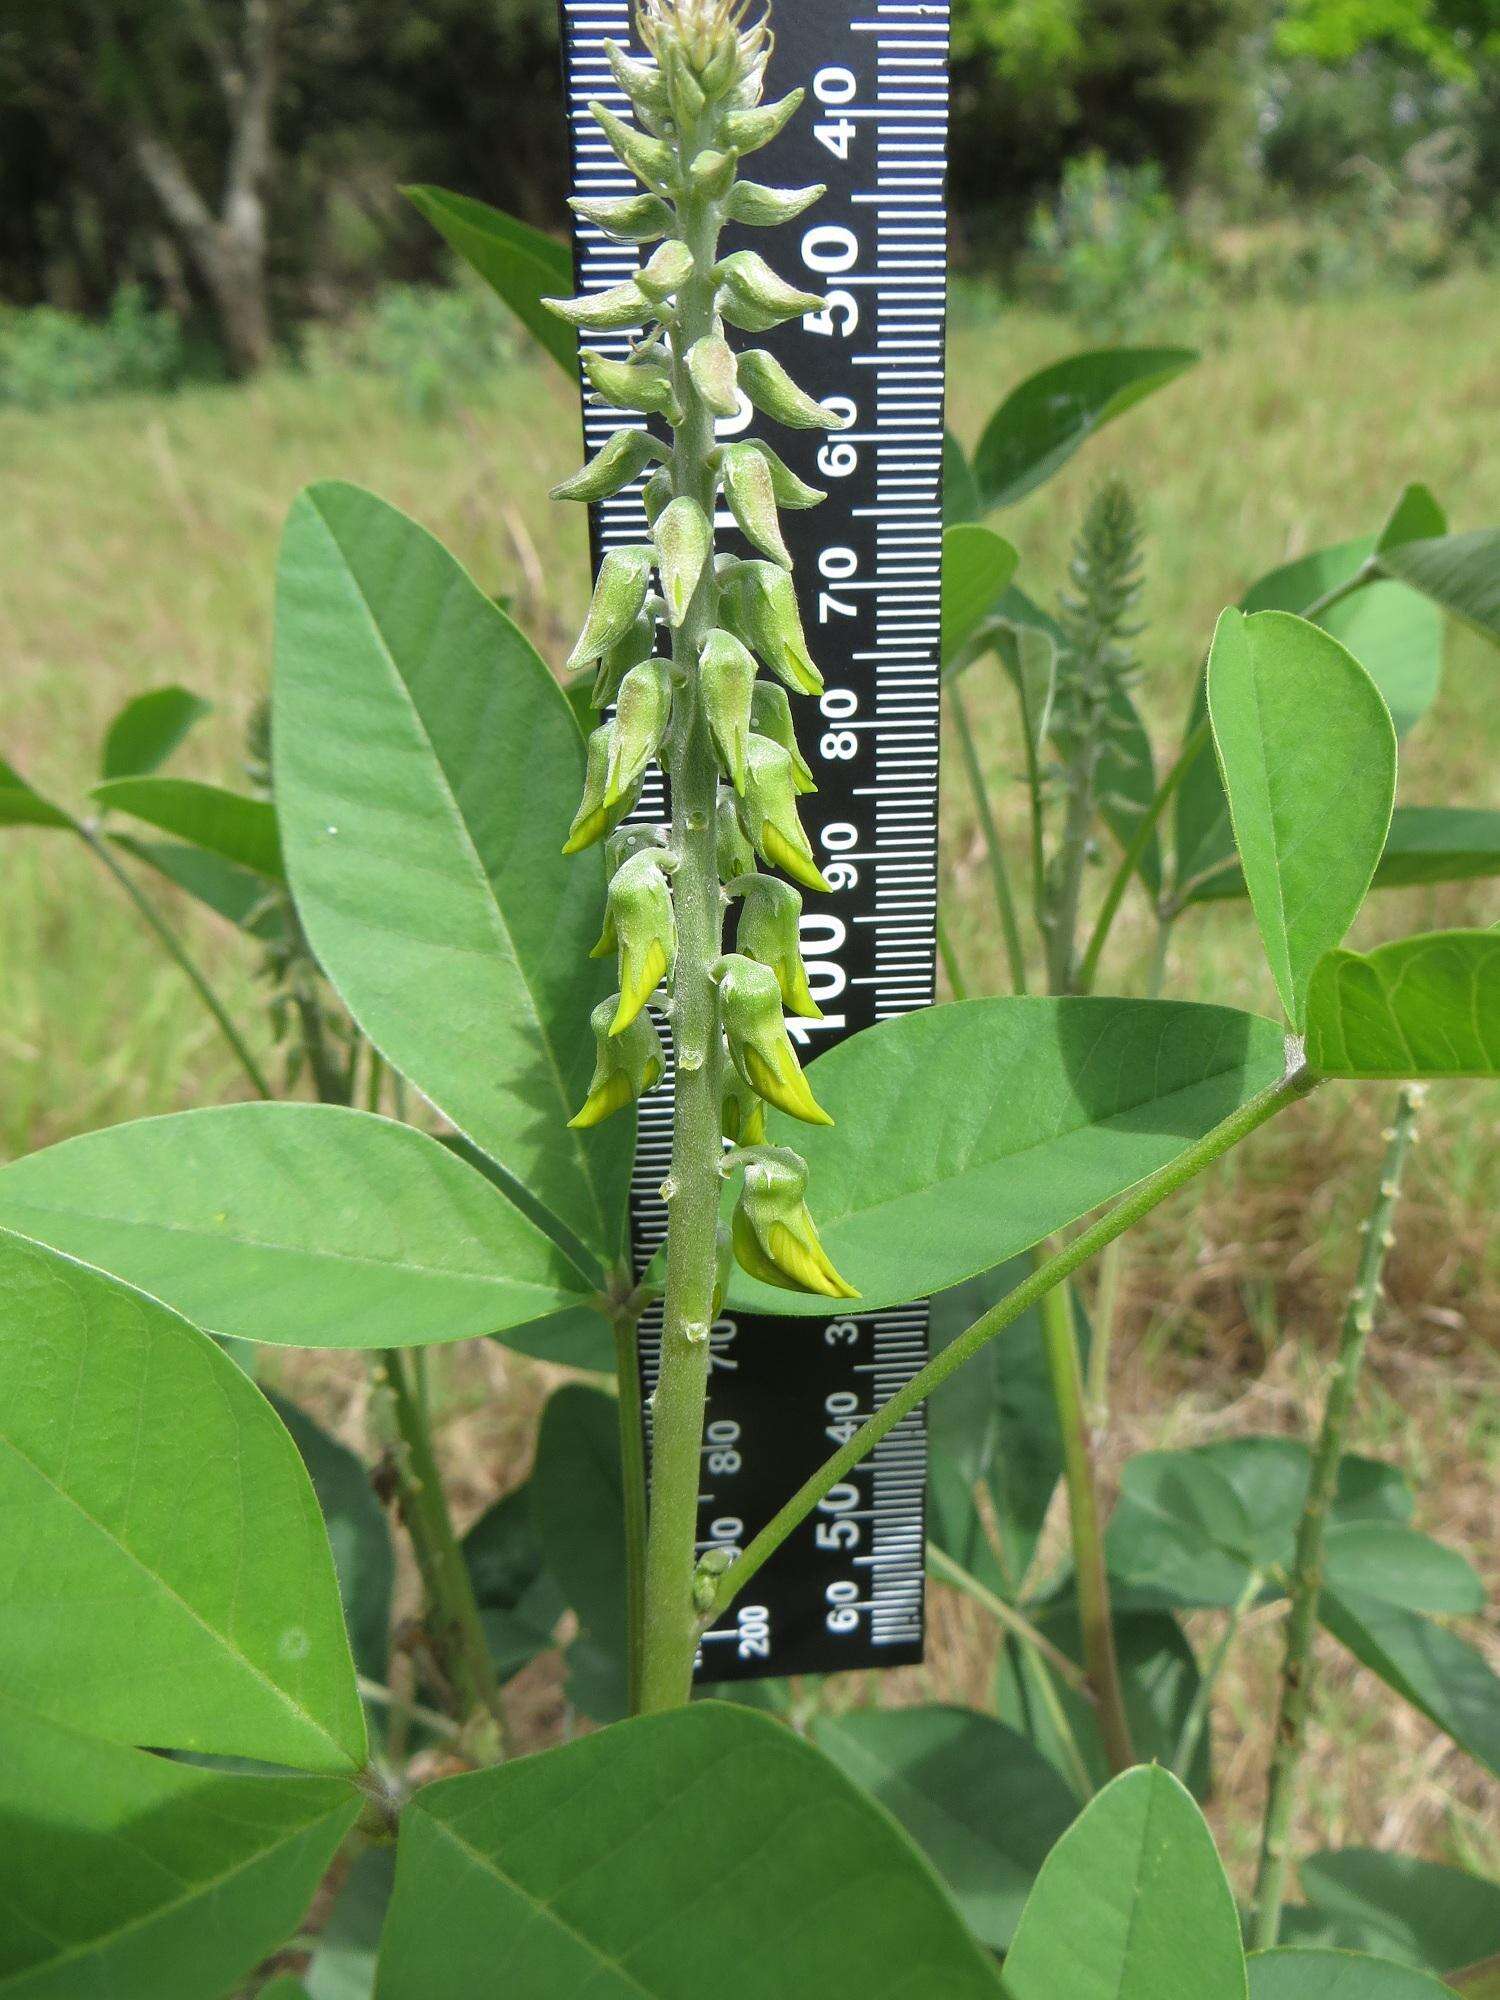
[
  {"x1": 711, "y1": 1065, "x2": 1319, "y2": 1619},
  {"x1": 1172, "y1": 1567, "x2": 1263, "y2": 1782},
  {"x1": 1251, "y1": 1085, "x2": 1422, "y2": 1949},
  {"x1": 950, "y1": 683, "x2": 1029, "y2": 994},
  {"x1": 1297, "y1": 561, "x2": 1378, "y2": 627},
  {"x1": 1037, "y1": 1262, "x2": 1134, "y2": 1773},
  {"x1": 926, "y1": 1541, "x2": 1089, "y2": 1691},
  {"x1": 936, "y1": 911, "x2": 969, "y2": 1002},
  {"x1": 77, "y1": 822, "x2": 274, "y2": 1098},
  {"x1": 1076, "y1": 718, "x2": 1209, "y2": 995},
  {"x1": 356, "y1": 1674, "x2": 460, "y2": 1744}
]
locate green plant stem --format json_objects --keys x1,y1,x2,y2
[
  {"x1": 612, "y1": 1299, "x2": 650, "y2": 1715},
  {"x1": 951, "y1": 683, "x2": 1029, "y2": 994},
  {"x1": 1251, "y1": 1084, "x2": 1421, "y2": 1950},
  {"x1": 927, "y1": 1542, "x2": 1096, "y2": 1802},
  {"x1": 936, "y1": 911, "x2": 969, "y2": 1001},
  {"x1": 711, "y1": 1064, "x2": 1318, "y2": 1621},
  {"x1": 380, "y1": 1346, "x2": 504, "y2": 1745},
  {"x1": 1172, "y1": 1568, "x2": 1262, "y2": 1781},
  {"x1": 1035, "y1": 1259, "x2": 1135, "y2": 1773},
  {"x1": 77, "y1": 820, "x2": 274, "y2": 1098},
  {"x1": 356, "y1": 1673, "x2": 461, "y2": 1744},
  {"x1": 1076, "y1": 718, "x2": 1208, "y2": 995},
  {"x1": 637, "y1": 154, "x2": 730, "y2": 1717},
  {"x1": 1298, "y1": 562, "x2": 1376, "y2": 626}
]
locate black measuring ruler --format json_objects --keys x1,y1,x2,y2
[{"x1": 559, "y1": 0, "x2": 950, "y2": 1678}]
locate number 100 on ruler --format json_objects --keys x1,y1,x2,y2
[{"x1": 559, "y1": 1, "x2": 951, "y2": 1679}]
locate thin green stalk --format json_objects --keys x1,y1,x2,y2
[
  {"x1": 951, "y1": 683, "x2": 1029, "y2": 994},
  {"x1": 936, "y1": 911, "x2": 969, "y2": 1001},
  {"x1": 77, "y1": 820, "x2": 274, "y2": 1099},
  {"x1": 1172, "y1": 1568, "x2": 1262, "y2": 1781},
  {"x1": 380, "y1": 1347, "x2": 505, "y2": 1748},
  {"x1": 1252, "y1": 1085, "x2": 1422, "y2": 1949},
  {"x1": 1036, "y1": 1261, "x2": 1134, "y2": 1772},
  {"x1": 711, "y1": 1064, "x2": 1318, "y2": 1621},
  {"x1": 927, "y1": 1542, "x2": 1096, "y2": 1802},
  {"x1": 1298, "y1": 562, "x2": 1376, "y2": 627},
  {"x1": 637, "y1": 136, "x2": 732, "y2": 1717},
  {"x1": 1076, "y1": 718, "x2": 1208, "y2": 995},
  {"x1": 356, "y1": 1673, "x2": 461, "y2": 1744},
  {"x1": 612, "y1": 1300, "x2": 650, "y2": 1714}
]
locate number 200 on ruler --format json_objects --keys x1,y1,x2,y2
[{"x1": 559, "y1": 1, "x2": 951, "y2": 1680}]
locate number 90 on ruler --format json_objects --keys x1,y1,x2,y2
[{"x1": 559, "y1": 0, "x2": 951, "y2": 1679}]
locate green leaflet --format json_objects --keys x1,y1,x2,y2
[
  {"x1": 1296, "y1": 1849, "x2": 1500, "y2": 1973},
  {"x1": 0, "y1": 757, "x2": 71, "y2": 830},
  {"x1": 1304, "y1": 930, "x2": 1500, "y2": 1080},
  {"x1": 1185, "y1": 805, "x2": 1500, "y2": 903},
  {"x1": 940, "y1": 523, "x2": 1019, "y2": 669},
  {"x1": 972, "y1": 347, "x2": 1197, "y2": 513},
  {"x1": 0, "y1": 1695, "x2": 358, "y2": 2000},
  {"x1": 943, "y1": 429, "x2": 982, "y2": 525},
  {"x1": 0, "y1": 1228, "x2": 363, "y2": 1770},
  {"x1": 273, "y1": 480, "x2": 628, "y2": 1272},
  {"x1": 402, "y1": 185, "x2": 576, "y2": 374},
  {"x1": 813, "y1": 1705, "x2": 1077, "y2": 1952},
  {"x1": 1246, "y1": 1950, "x2": 1459, "y2": 2000},
  {"x1": 1376, "y1": 525, "x2": 1500, "y2": 646},
  {"x1": 1001, "y1": 1765, "x2": 1246, "y2": 2000},
  {"x1": 99, "y1": 686, "x2": 211, "y2": 781},
  {"x1": 91, "y1": 777, "x2": 284, "y2": 880},
  {"x1": 462, "y1": 1486, "x2": 566, "y2": 1686},
  {"x1": 271, "y1": 1395, "x2": 396, "y2": 1682},
  {"x1": 375, "y1": 1704, "x2": 1003, "y2": 1998},
  {"x1": 727, "y1": 996, "x2": 1287, "y2": 1318},
  {"x1": 0, "y1": 1103, "x2": 594, "y2": 1349},
  {"x1": 532, "y1": 1382, "x2": 628, "y2": 1719},
  {"x1": 1321, "y1": 1588, "x2": 1500, "y2": 1777},
  {"x1": 1207, "y1": 608, "x2": 1396, "y2": 1027}
]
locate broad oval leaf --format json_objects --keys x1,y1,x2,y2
[
  {"x1": 91, "y1": 776, "x2": 283, "y2": 879},
  {"x1": 0, "y1": 1104, "x2": 593, "y2": 1349},
  {"x1": 943, "y1": 429, "x2": 982, "y2": 525},
  {"x1": 271, "y1": 1395, "x2": 396, "y2": 1681},
  {"x1": 1001, "y1": 1764, "x2": 1246, "y2": 2000},
  {"x1": 813, "y1": 1705, "x2": 1077, "y2": 1951},
  {"x1": 1207, "y1": 607, "x2": 1396, "y2": 1027},
  {"x1": 1247, "y1": 1949, "x2": 1458, "y2": 1999},
  {"x1": 1305, "y1": 931, "x2": 1500, "y2": 1080},
  {"x1": 1321, "y1": 1588, "x2": 1500, "y2": 1777},
  {"x1": 273, "y1": 481, "x2": 626, "y2": 1271},
  {"x1": 0, "y1": 1228, "x2": 364, "y2": 1769},
  {"x1": 1298, "y1": 1848, "x2": 1500, "y2": 1973},
  {"x1": 1186, "y1": 805, "x2": 1500, "y2": 904},
  {"x1": 973, "y1": 347, "x2": 1196, "y2": 514},
  {"x1": 1376, "y1": 526, "x2": 1500, "y2": 647},
  {"x1": 941, "y1": 524, "x2": 1019, "y2": 669},
  {"x1": 100, "y1": 685, "x2": 212, "y2": 781},
  {"x1": 532, "y1": 1382, "x2": 627, "y2": 1719},
  {"x1": 403, "y1": 185, "x2": 576, "y2": 376},
  {"x1": 1105, "y1": 1449, "x2": 1257, "y2": 1610},
  {"x1": 728, "y1": 996, "x2": 1287, "y2": 1317},
  {"x1": 112, "y1": 834, "x2": 284, "y2": 936},
  {"x1": 463, "y1": 1487, "x2": 565, "y2": 1686},
  {"x1": 0, "y1": 756, "x2": 71, "y2": 831},
  {"x1": 375, "y1": 1702, "x2": 1003, "y2": 1998},
  {"x1": 1323, "y1": 1523, "x2": 1483, "y2": 1616},
  {"x1": 0, "y1": 1695, "x2": 358, "y2": 2000}
]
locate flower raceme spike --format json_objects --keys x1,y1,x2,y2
[
  {"x1": 715, "y1": 954, "x2": 832, "y2": 1126},
  {"x1": 605, "y1": 853, "x2": 678, "y2": 1035},
  {"x1": 570, "y1": 998, "x2": 665, "y2": 1129},
  {"x1": 750, "y1": 682, "x2": 817, "y2": 794},
  {"x1": 739, "y1": 736, "x2": 830, "y2": 893},
  {"x1": 736, "y1": 877, "x2": 822, "y2": 1020},
  {"x1": 731, "y1": 1147, "x2": 859, "y2": 1300}
]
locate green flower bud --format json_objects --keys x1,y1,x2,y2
[
  {"x1": 750, "y1": 681, "x2": 817, "y2": 794},
  {"x1": 740, "y1": 736, "x2": 831, "y2": 893},
  {"x1": 637, "y1": 239, "x2": 696, "y2": 303},
  {"x1": 721, "y1": 89, "x2": 805, "y2": 155},
  {"x1": 732, "y1": 1147, "x2": 858, "y2": 1300},
  {"x1": 738, "y1": 348, "x2": 848, "y2": 432},
  {"x1": 603, "y1": 40, "x2": 672, "y2": 121},
  {"x1": 568, "y1": 191, "x2": 673, "y2": 244},
  {"x1": 593, "y1": 825, "x2": 671, "y2": 957},
  {"x1": 544, "y1": 278, "x2": 652, "y2": 332},
  {"x1": 606, "y1": 852, "x2": 677, "y2": 1034},
  {"x1": 605, "y1": 659, "x2": 673, "y2": 805},
  {"x1": 720, "y1": 442, "x2": 791, "y2": 567},
  {"x1": 661, "y1": 42, "x2": 707, "y2": 122},
  {"x1": 569, "y1": 996, "x2": 664, "y2": 1130},
  {"x1": 699, "y1": 629, "x2": 757, "y2": 792},
  {"x1": 714, "y1": 440, "x2": 825, "y2": 512},
  {"x1": 551, "y1": 426, "x2": 666, "y2": 505},
  {"x1": 737, "y1": 877, "x2": 822, "y2": 1020},
  {"x1": 589, "y1": 101, "x2": 675, "y2": 190},
  {"x1": 715, "y1": 250, "x2": 826, "y2": 335},
  {"x1": 564, "y1": 725, "x2": 640, "y2": 855},
  {"x1": 642, "y1": 470, "x2": 674, "y2": 530},
  {"x1": 592, "y1": 606, "x2": 658, "y2": 709},
  {"x1": 721, "y1": 560, "x2": 824, "y2": 697},
  {"x1": 688, "y1": 148, "x2": 737, "y2": 199},
  {"x1": 716, "y1": 956, "x2": 831, "y2": 1126},
  {"x1": 725, "y1": 180, "x2": 827, "y2": 228},
  {"x1": 716, "y1": 786, "x2": 756, "y2": 881},
  {"x1": 686, "y1": 332, "x2": 741, "y2": 420},
  {"x1": 654, "y1": 496, "x2": 713, "y2": 628},
  {"x1": 583, "y1": 351, "x2": 680, "y2": 421},
  {"x1": 722, "y1": 1070, "x2": 768, "y2": 1147},
  {"x1": 566, "y1": 545, "x2": 655, "y2": 673}
]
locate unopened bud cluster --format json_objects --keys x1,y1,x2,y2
[{"x1": 546, "y1": 0, "x2": 856, "y2": 1300}]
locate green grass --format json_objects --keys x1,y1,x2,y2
[{"x1": 3, "y1": 272, "x2": 1496, "y2": 1879}]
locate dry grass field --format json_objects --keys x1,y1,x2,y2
[{"x1": 3, "y1": 270, "x2": 1496, "y2": 1897}]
